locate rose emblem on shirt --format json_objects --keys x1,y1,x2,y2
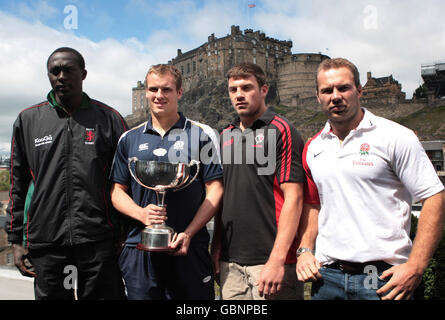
[{"x1": 360, "y1": 143, "x2": 370, "y2": 156}]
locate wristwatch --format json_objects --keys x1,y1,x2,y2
[{"x1": 296, "y1": 247, "x2": 314, "y2": 257}]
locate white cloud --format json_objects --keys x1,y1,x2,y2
[
  {"x1": 255, "y1": 0, "x2": 445, "y2": 97},
  {"x1": 0, "y1": 11, "x2": 156, "y2": 151},
  {"x1": 1, "y1": 0, "x2": 444, "y2": 151}
]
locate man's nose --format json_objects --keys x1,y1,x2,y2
[
  {"x1": 57, "y1": 70, "x2": 66, "y2": 80},
  {"x1": 235, "y1": 89, "x2": 244, "y2": 100},
  {"x1": 332, "y1": 88, "x2": 342, "y2": 102},
  {"x1": 155, "y1": 89, "x2": 163, "y2": 98}
]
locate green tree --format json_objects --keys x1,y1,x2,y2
[
  {"x1": 0, "y1": 171, "x2": 9, "y2": 191},
  {"x1": 410, "y1": 214, "x2": 445, "y2": 300}
]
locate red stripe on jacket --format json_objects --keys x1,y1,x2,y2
[{"x1": 271, "y1": 116, "x2": 292, "y2": 182}]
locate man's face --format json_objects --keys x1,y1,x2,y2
[
  {"x1": 228, "y1": 75, "x2": 268, "y2": 119},
  {"x1": 146, "y1": 72, "x2": 182, "y2": 118},
  {"x1": 316, "y1": 67, "x2": 362, "y2": 126},
  {"x1": 47, "y1": 52, "x2": 86, "y2": 102}
]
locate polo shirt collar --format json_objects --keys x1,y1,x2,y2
[
  {"x1": 320, "y1": 107, "x2": 376, "y2": 139},
  {"x1": 47, "y1": 90, "x2": 90, "y2": 110},
  {"x1": 144, "y1": 112, "x2": 187, "y2": 134}
]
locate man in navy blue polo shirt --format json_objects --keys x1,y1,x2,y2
[{"x1": 110, "y1": 64, "x2": 223, "y2": 300}]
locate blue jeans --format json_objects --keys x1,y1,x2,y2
[{"x1": 311, "y1": 267, "x2": 388, "y2": 300}]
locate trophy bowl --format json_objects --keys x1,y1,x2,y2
[{"x1": 128, "y1": 158, "x2": 200, "y2": 252}]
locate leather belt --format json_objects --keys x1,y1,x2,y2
[{"x1": 325, "y1": 260, "x2": 392, "y2": 275}]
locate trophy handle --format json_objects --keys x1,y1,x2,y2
[
  {"x1": 173, "y1": 159, "x2": 200, "y2": 192},
  {"x1": 128, "y1": 157, "x2": 153, "y2": 190}
]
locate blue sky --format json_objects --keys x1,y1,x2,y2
[{"x1": 1, "y1": 0, "x2": 445, "y2": 152}]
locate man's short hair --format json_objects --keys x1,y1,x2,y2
[
  {"x1": 226, "y1": 63, "x2": 266, "y2": 88},
  {"x1": 146, "y1": 64, "x2": 182, "y2": 91},
  {"x1": 47, "y1": 47, "x2": 85, "y2": 70},
  {"x1": 316, "y1": 58, "x2": 361, "y2": 91}
]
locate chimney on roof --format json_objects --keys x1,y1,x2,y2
[{"x1": 367, "y1": 72, "x2": 372, "y2": 81}]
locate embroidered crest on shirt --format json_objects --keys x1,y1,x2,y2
[
  {"x1": 359, "y1": 143, "x2": 370, "y2": 156},
  {"x1": 138, "y1": 143, "x2": 149, "y2": 152},
  {"x1": 354, "y1": 143, "x2": 374, "y2": 166},
  {"x1": 153, "y1": 148, "x2": 167, "y2": 157},
  {"x1": 85, "y1": 128, "x2": 95, "y2": 145},
  {"x1": 253, "y1": 133, "x2": 265, "y2": 148}
]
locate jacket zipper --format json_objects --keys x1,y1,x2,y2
[{"x1": 66, "y1": 117, "x2": 73, "y2": 245}]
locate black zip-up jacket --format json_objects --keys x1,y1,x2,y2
[{"x1": 6, "y1": 91, "x2": 128, "y2": 249}]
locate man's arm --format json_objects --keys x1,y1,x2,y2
[
  {"x1": 256, "y1": 182, "x2": 303, "y2": 298},
  {"x1": 110, "y1": 182, "x2": 167, "y2": 226},
  {"x1": 377, "y1": 190, "x2": 445, "y2": 300},
  {"x1": 295, "y1": 203, "x2": 322, "y2": 282},
  {"x1": 210, "y1": 204, "x2": 223, "y2": 284},
  {"x1": 169, "y1": 179, "x2": 223, "y2": 255},
  {"x1": 7, "y1": 118, "x2": 36, "y2": 277}
]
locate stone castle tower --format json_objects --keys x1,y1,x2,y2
[{"x1": 129, "y1": 25, "x2": 329, "y2": 124}]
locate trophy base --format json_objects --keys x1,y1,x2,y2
[
  {"x1": 136, "y1": 243, "x2": 175, "y2": 252},
  {"x1": 137, "y1": 225, "x2": 174, "y2": 252}
]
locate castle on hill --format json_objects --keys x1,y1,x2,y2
[{"x1": 127, "y1": 25, "x2": 441, "y2": 129}]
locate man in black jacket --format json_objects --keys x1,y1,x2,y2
[{"x1": 5, "y1": 47, "x2": 127, "y2": 300}]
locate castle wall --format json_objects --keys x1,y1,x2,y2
[
  {"x1": 171, "y1": 26, "x2": 293, "y2": 91},
  {"x1": 277, "y1": 54, "x2": 329, "y2": 106}
]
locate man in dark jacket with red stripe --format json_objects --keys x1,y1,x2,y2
[
  {"x1": 5, "y1": 47, "x2": 127, "y2": 300},
  {"x1": 211, "y1": 63, "x2": 305, "y2": 300}
]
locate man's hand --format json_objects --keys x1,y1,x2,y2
[
  {"x1": 12, "y1": 244, "x2": 36, "y2": 278},
  {"x1": 142, "y1": 204, "x2": 167, "y2": 226},
  {"x1": 168, "y1": 232, "x2": 191, "y2": 256},
  {"x1": 210, "y1": 242, "x2": 221, "y2": 285},
  {"x1": 296, "y1": 252, "x2": 322, "y2": 282},
  {"x1": 376, "y1": 262, "x2": 423, "y2": 300},
  {"x1": 256, "y1": 260, "x2": 284, "y2": 299}
]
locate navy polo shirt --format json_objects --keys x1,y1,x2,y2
[{"x1": 110, "y1": 113, "x2": 222, "y2": 247}]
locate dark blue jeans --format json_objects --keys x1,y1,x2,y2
[{"x1": 311, "y1": 266, "x2": 389, "y2": 300}]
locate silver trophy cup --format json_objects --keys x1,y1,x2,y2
[{"x1": 128, "y1": 157, "x2": 200, "y2": 252}]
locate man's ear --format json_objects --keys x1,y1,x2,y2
[
  {"x1": 261, "y1": 84, "x2": 269, "y2": 98},
  {"x1": 82, "y1": 69, "x2": 87, "y2": 80}
]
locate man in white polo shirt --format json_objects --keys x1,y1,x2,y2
[{"x1": 296, "y1": 57, "x2": 445, "y2": 300}]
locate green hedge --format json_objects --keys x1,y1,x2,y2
[
  {"x1": 0, "y1": 171, "x2": 9, "y2": 191},
  {"x1": 410, "y1": 214, "x2": 445, "y2": 300}
]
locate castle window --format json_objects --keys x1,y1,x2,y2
[
  {"x1": 229, "y1": 49, "x2": 232, "y2": 54},
  {"x1": 187, "y1": 63, "x2": 190, "y2": 74},
  {"x1": 253, "y1": 57, "x2": 257, "y2": 64},
  {"x1": 181, "y1": 65, "x2": 184, "y2": 74},
  {"x1": 215, "y1": 50, "x2": 218, "y2": 55},
  {"x1": 252, "y1": 48, "x2": 256, "y2": 55},
  {"x1": 193, "y1": 61, "x2": 196, "y2": 72}
]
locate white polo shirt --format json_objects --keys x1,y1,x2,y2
[{"x1": 303, "y1": 109, "x2": 444, "y2": 265}]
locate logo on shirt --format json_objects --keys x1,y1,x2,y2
[
  {"x1": 252, "y1": 133, "x2": 265, "y2": 148},
  {"x1": 359, "y1": 143, "x2": 370, "y2": 156},
  {"x1": 85, "y1": 128, "x2": 95, "y2": 145},
  {"x1": 138, "y1": 143, "x2": 149, "y2": 152},
  {"x1": 173, "y1": 140, "x2": 185, "y2": 151},
  {"x1": 314, "y1": 150, "x2": 324, "y2": 158},
  {"x1": 153, "y1": 148, "x2": 167, "y2": 157},
  {"x1": 34, "y1": 135, "x2": 53, "y2": 147}
]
